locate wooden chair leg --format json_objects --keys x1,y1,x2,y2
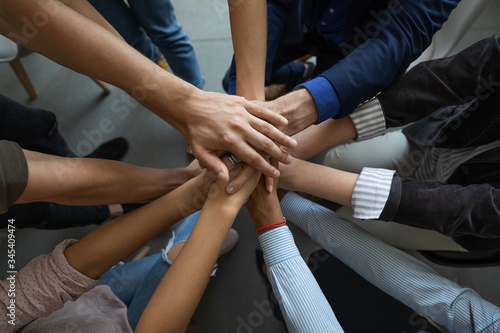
[
  {"x1": 90, "y1": 77, "x2": 112, "y2": 95},
  {"x1": 9, "y1": 59, "x2": 37, "y2": 99}
]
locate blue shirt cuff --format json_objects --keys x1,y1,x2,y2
[
  {"x1": 258, "y1": 226, "x2": 300, "y2": 266},
  {"x1": 300, "y1": 76, "x2": 340, "y2": 124}
]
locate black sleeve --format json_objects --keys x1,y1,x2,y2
[
  {"x1": 378, "y1": 35, "x2": 500, "y2": 128},
  {"x1": 380, "y1": 176, "x2": 500, "y2": 238}
]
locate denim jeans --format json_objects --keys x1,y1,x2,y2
[
  {"x1": 100, "y1": 210, "x2": 206, "y2": 330},
  {"x1": 88, "y1": 0, "x2": 204, "y2": 89}
]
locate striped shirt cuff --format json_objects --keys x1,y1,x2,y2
[
  {"x1": 350, "y1": 98, "x2": 386, "y2": 142},
  {"x1": 352, "y1": 168, "x2": 396, "y2": 219},
  {"x1": 258, "y1": 226, "x2": 300, "y2": 267}
]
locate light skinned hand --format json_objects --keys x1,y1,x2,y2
[
  {"x1": 179, "y1": 91, "x2": 297, "y2": 184},
  {"x1": 252, "y1": 89, "x2": 320, "y2": 136}
]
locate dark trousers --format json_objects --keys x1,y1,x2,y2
[{"x1": 0, "y1": 94, "x2": 110, "y2": 228}]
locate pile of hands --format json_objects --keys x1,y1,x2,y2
[{"x1": 186, "y1": 154, "x2": 285, "y2": 231}]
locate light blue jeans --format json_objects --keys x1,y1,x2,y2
[
  {"x1": 88, "y1": 0, "x2": 204, "y2": 88},
  {"x1": 100, "y1": 210, "x2": 209, "y2": 330}
]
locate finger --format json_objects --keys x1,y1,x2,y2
[
  {"x1": 192, "y1": 148, "x2": 229, "y2": 184},
  {"x1": 265, "y1": 176, "x2": 274, "y2": 193},
  {"x1": 251, "y1": 117, "x2": 298, "y2": 150},
  {"x1": 226, "y1": 164, "x2": 256, "y2": 194},
  {"x1": 233, "y1": 143, "x2": 280, "y2": 179},
  {"x1": 246, "y1": 128, "x2": 294, "y2": 165},
  {"x1": 244, "y1": 100, "x2": 288, "y2": 127},
  {"x1": 204, "y1": 153, "x2": 240, "y2": 184},
  {"x1": 265, "y1": 158, "x2": 280, "y2": 193}
]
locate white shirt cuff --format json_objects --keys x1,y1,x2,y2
[{"x1": 351, "y1": 167, "x2": 395, "y2": 219}]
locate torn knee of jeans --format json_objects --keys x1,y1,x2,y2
[{"x1": 161, "y1": 232, "x2": 176, "y2": 265}]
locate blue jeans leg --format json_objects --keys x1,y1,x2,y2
[
  {"x1": 100, "y1": 253, "x2": 161, "y2": 307},
  {"x1": 88, "y1": 0, "x2": 161, "y2": 62},
  {"x1": 100, "y1": 211, "x2": 201, "y2": 329},
  {"x1": 128, "y1": 0, "x2": 205, "y2": 88}
]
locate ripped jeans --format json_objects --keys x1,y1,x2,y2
[{"x1": 100, "y1": 210, "x2": 213, "y2": 330}]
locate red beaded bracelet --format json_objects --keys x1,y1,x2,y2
[{"x1": 255, "y1": 217, "x2": 287, "y2": 232}]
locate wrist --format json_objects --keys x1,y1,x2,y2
[
  {"x1": 294, "y1": 88, "x2": 319, "y2": 124},
  {"x1": 235, "y1": 81, "x2": 265, "y2": 101},
  {"x1": 249, "y1": 203, "x2": 283, "y2": 233},
  {"x1": 203, "y1": 198, "x2": 240, "y2": 217},
  {"x1": 255, "y1": 217, "x2": 286, "y2": 235},
  {"x1": 167, "y1": 85, "x2": 204, "y2": 139}
]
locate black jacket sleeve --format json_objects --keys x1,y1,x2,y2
[{"x1": 380, "y1": 175, "x2": 500, "y2": 238}]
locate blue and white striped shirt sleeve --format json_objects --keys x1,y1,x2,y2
[
  {"x1": 258, "y1": 226, "x2": 344, "y2": 333},
  {"x1": 281, "y1": 192, "x2": 500, "y2": 332},
  {"x1": 351, "y1": 167, "x2": 395, "y2": 219}
]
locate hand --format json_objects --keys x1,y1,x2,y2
[
  {"x1": 204, "y1": 156, "x2": 261, "y2": 211},
  {"x1": 184, "y1": 159, "x2": 203, "y2": 179},
  {"x1": 253, "y1": 89, "x2": 319, "y2": 136},
  {"x1": 246, "y1": 160, "x2": 283, "y2": 228},
  {"x1": 217, "y1": 156, "x2": 277, "y2": 195},
  {"x1": 178, "y1": 91, "x2": 297, "y2": 183}
]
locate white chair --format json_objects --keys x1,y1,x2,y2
[
  {"x1": 0, "y1": 34, "x2": 111, "y2": 99},
  {"x1": 409, "y1": 0, "x2": 491, "y2": 69}
]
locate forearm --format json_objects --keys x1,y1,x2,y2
[
  {"x1": 248, "y1": 192, "x2": 283, "y2": 234},
  {"x1": 63, "y1": 176, "x2": 207, "y2": 279},
  {"x1": 229, "y1": 0, "x2": 267, "y2": 100},
  {"x1": 259, "y1": 227, "x2": 344, "y2": 332},
  {"x1": 0, "y1": 0, "x2": 197, "y2": 133},
  {"x1": 281, "y1": 192, "x2": 500, "y2": 332},
  {"x1": 18, "y1": 150, "x2": 194, "y2": 204},
  {"x1": 288, "y1": 116, "x2": 356, "y2": 160},
  {"x1": 136, "y1": 203, "x2": 239, "y2": 333},
  {"x1": 64, "y1": 0, "x2": 122, "y2": 39},
  {"x1": 279, "y1": 159, "x2": 358, "y2": 207}
]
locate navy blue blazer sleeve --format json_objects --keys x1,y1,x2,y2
[{"x1": 322, "y1": 0, "x2": 459, "y2": 119}]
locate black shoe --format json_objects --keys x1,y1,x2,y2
[{"x1": 85, "y1": 137, "x2": 129, "y2": 161}]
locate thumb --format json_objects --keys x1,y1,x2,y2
[{"x1": 194, "y1": 149, "x2": 229, "y2": 184}]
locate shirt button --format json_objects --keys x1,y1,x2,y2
[
  {"x1": 330, "y1": 8, "x2": 335, "y2": 13},
  {"x1": 302, "y1": 24, "x2": 308, "y2": 32},
  {"x1": 461, "y1": 165, "x2": 470, "y2": 175},
  {"x1": 321, "y1": 21, "x2": 326, "y2": 26}
]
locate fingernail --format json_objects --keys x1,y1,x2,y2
[
  {"x1": 285, "y1": 155, "x2": 293, "y2": 164},
  {"x1": 280, "y1": 117, "x2": 288, "y2": 126},
  {"x1": 228, "y1": 187, "x2": 235, "y2": 194},
  {"x1": 289, "y1": 138, "x2": 297, "y2": 147},
  {"x1": 217, "y1": 172, "x2": 225, "y2": 180},
  {"x1": 267, "y1": 185, "x2": 273, "y2": 193},
  {"x1": 272, "y1": 169, "x2": 280, "y2": 178}
]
